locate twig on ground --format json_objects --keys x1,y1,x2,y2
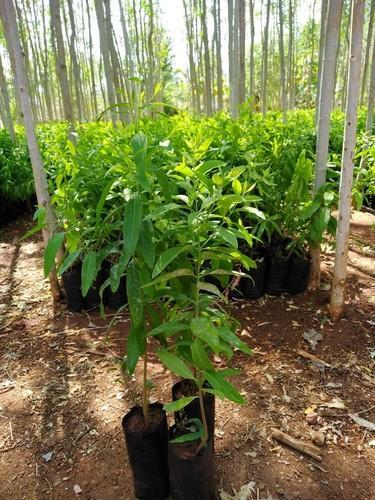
[{"x1": 271, "y1": 428, "x2": 322, "y2": 462}]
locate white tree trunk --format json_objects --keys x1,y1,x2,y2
[
  {"x1": 0, "y1": 52, "x2": 15, "y2": 141},
  {"x1": 278, "y1": 0, "x2": 287, "y2": 121},
  {"x1": 309, "y1": 0, "x2": 343, "y2": 289},
  {"x1": 360, "y1": 0, "x2": 375, "y2": 105},
  {"x1": 0, "y1": 0, "x2": 60, "y2": 301},
  {"x1": 262, "y1": 0, "x2": 271, "y2": 116},
  {"x1": 330, "y1": 0, "x2": 365, "y2": 321},
  {"x1": 365, "y1": 27, "x2": 375, "y2": 132},
  {"x1": 238, "y1": 0, "x2": 246, "y2": 105},
  {"x1": 315, "y1": 0, "x2": 328, "y2": 125},
  {"x1": 49, "y1": 0, "x2": 74, "y2": 123}
]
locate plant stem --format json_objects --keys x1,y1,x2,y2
[
  {"x1": 196, "y1": 386, "x2": 208, "y2": 453},
  {"x1": 143, "y1": 345, "x2": 149, "y2": 429}
]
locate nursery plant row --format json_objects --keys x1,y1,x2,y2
[{"x1": 1, "y1": 109, "x2": 373, "y2": 498}]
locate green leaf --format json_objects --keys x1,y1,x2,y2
[
  {"x1": 300, "y1": 202, "x2": 320, "y2": 220},
  {"x1": 191, "y1": 340, "x2": 214, "y2": 371},
  {"x1": 138, "y1": 221, "x2": 155, "y2": 269},
  {"x1": 198, "y1": 282, "x2": 222, "y2": 297},
  {"x1": 127, "y1": 325, "x2": 145, "y2": 375},
  {"x1": 217, "y1": 326, "x2": 252, "y2": 355},
  {"x1": 126, "y1": 262, "x2": 144, "y2": 327},
  {"x1": 142, "y1": 268, "x2": 194, "y2": 287},
  {"x1": 205, "y1": 371, "x2": 245, "y2": 404},
  {"x1": 147, "y1": 318, "x2": 191, "y2": 338},
  {"x1": 216, "y1": 227, "x2": 238, "y2": 248},
  {"x1": 96, "y1": 179, "x2": 115, "y2": 226},
  {"x1": 169, "y1": 432, "x2": 201, "y2": 443},
  {"x1": 191, "y1": 317, "x2": 221, "y2": 354},
  {"x1": 81, "y1": 251, "x2": 97, "y2": 297},
  {"x1": 163, "y1": 396, "x2": 197, "y2": 412},
  {"x1": 157, "y1": 350, "x2": 195, "y2": 379},
  {"x1": 58, "y1": 250, "x2": 80, "y2": 276},
  {"x1": 152, "y1": 246, "x2": 186, "y2": 278},
  {"x1": 44, "y1": 232, "x2": 65, "y2": 277},
  {"x1": 144, "y1": 203, "x2": 181, "y2": 220},
  {"x1": 232, "y1": 178, "x2": 242, "y2": 195},
  {"x1": 131, "y1": 133, "x2": 149, "y2": 190},
  {"x1": 123, "y1": 195, "x2": 143, "y2": 263}
]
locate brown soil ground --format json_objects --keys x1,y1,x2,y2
[{"x1": 0, "y1": 211, "x2": 374, "y2": 500}]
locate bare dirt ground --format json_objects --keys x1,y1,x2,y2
[{"x1": 0, "y1": 211, "x2": 374, "y2": 500}]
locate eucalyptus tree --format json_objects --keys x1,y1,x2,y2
[
  {"x1": 360, "y1": 0, "x2": 375, "y2": 104},
  {"x1": 278, "y1": 0, "x2": 287, "y2": 120},
  {"x1": 0, "y1": 0, "x2": 60, "y2": 300},
  {"x1": 50, "y1": 0, "x2": 74, "y2": 122},
  {"x1": 330, "y1": 0, "x2": 365, "y2": 320},
  {"x1": 262, "y1": 0, "x2": 271, "y2": 115},
  {"x1": 0, "y1": 52, "x2": 15, "y2": 140},
  {"x1": 310, "y1": 0, "x2": 343, "y2": 289}
]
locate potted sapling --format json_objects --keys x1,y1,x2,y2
[{"x1": 144, "y1": 155, "x2": 254, "y2": 499}]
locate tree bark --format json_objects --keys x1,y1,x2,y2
[
  {"x1": 238, "y1": 0, "x2": 246, "y2": 105},
  {"x1": 262, "y1": 0, "x2": 271, "y2": 116},
  {"x1": 0, "y1": 52, "x2": 15, "y2": 140},
  {"x1": 213, "y1": 0, "x2": 223, "y2": 110},
  {"x1": 360, "y1": 0, "x2": 375, "y2": 105},
  {"x1": 278, "y1": 0, "x2": 287, "y2": 121},
  {"x1": 201, "y1": 0, "x2": 213, "y2": 116},
  {"x1": 249, "y1": 0, "x2": 255, "y2": 108},
  {"x1": 310, "y1": 0, "x2": 343, "y2": 289},
  {"x1": 330, "y1": 0, "x2": 365, "y2": 320},
  {"x1": 0, "y1": 0, "x2": 60, "y2": 301},
  {"x1": 50, "y1": 0, "x2": 74, "y2": 123},
  {"x1": 316, "y1": 0, "x2": 328, "y2": 124},
  {"x1": 94, "y1": 0, "x2": 117, "y2": 126}
]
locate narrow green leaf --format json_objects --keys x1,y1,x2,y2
[
  {"x1": 96, "y1": 179, "x2": 115, "y2": 226},
  {"x1": 163, "y1": 396, "x2": 197, "y2": 412},
  {"x1": 147, "y1": 319, "x2": 190, "y2": 338},
  {"x1": 191, "y1": 317, "x2": 221, "y2": 354},
  {"x1": 216, "y1": 227, "x2": 238, "y2": 248},
  {"x1": 170, "y1": 431, "x2": 201, "y2": 443},
  {"x1": 127, "y1": 325, "x2": 144, "y2": 375},
  {"x1": 123, "y1": 195, "x2": 143, "y2": 262},
  {"x1": 217, "y1": 326, "x2": 252, "y2": 355},
  {"x1": 138, "y1": 221, "x2": 155, "y2": 269},
  {"x1": 152, "y1": 246, "x2": 186, "y2": 278},
  {"x1": 198, "y1": 282, "x2": 222, "y2": 296},
  {"x1": 142, "y1": 268, "x2": 194, "y2": 287},
  {"x1": 81, "y1": 251, "x2": 97, "y2": 297},
  {"x1": 126, "y1": 262, "x2": 144, "y2": 327},
  {"x1": 44, "y1": 232, "x2": 65, "y2": 277},
  {"x1": 205, "y1": 371, "x2": 245, "y2": 404},
  {"x1": 131, "y1": 133, "x2": 149, "y2": 190},
  {"x1": 191, "y1": 340, "x2": 214, "y2": 371},
  {"x1": 58, "y1": 250, "x2": 80, "y2": 276},
  {"x1": 157, "y1": 350, "x2": 195, "y2": 380},
  {"x1": 144, "y1": 203, "x2": 182, "y2": 220}
]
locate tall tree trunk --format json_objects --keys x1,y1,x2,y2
[
  {"x1": 201, "y1": 0, "x2": 213, "y2": 115},
  {"x1": 230, "y1": 0, "x2": 240, "y2": 117},
  {"x1": 238, "y1": 0, "x2": 246, "y2": 105},
  {"x1": 94, "y1": 0, "x2": 117, "y2": 126},
  {"x1": 0, "y1": 53, "x2": 15, "y2": 140},
  {"x1": 288, "y1": 0, "x2": 295, "y2": 109},
  {"x1": 365, "y1": 29, "x2": 375, "y2": 132},
  {"x1": 228, "y1": 0, "x2": 234, "y2": 112},
  {"x1": 360, "y1": 0, "x2": 375, "y2": 105},
  {"x1": 316, "y1": 0, "x2": 328, "y2": 124},
  {"x1": 213, "y1": 0, "x2": 223, "y2": 110},
  {"x1": 279, "y1": 0, "x2": 287, "y2": 121},
  {"x1": 262, "y1": 0, "x2": 271, "y2": 115},
  {"x1": 50, "y1": 0, "x2": 74, "y2": 123},
  {"x1": 0, "y1": 0, "x2": 60, "y2": 301},
  {"x1": 310, "y1": 0, "x2": 343, "y2": 289},
  {"x1": 249, "y1": 0, "x2": 255, "y2": 108},
  {"x1": 67, "y1": 0, "x2": 84, "y2": 121},
  {"x1": 330, "y1": 0, "x2": 365, "y2": 320},
  {"x1": 86, "y1": 0, "x2": 98, "y2": 116}
]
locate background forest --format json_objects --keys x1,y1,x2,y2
[{"x1": 0, "y1": 0, "x2": 373, "y2": 125}]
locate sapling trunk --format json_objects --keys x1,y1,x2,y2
[
  {"x1": 142, "y1": 345, "x2": 149, "y2": 428},
  {"x1": 196, "y1": 386, "x2": 209, "y2": 454}
]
